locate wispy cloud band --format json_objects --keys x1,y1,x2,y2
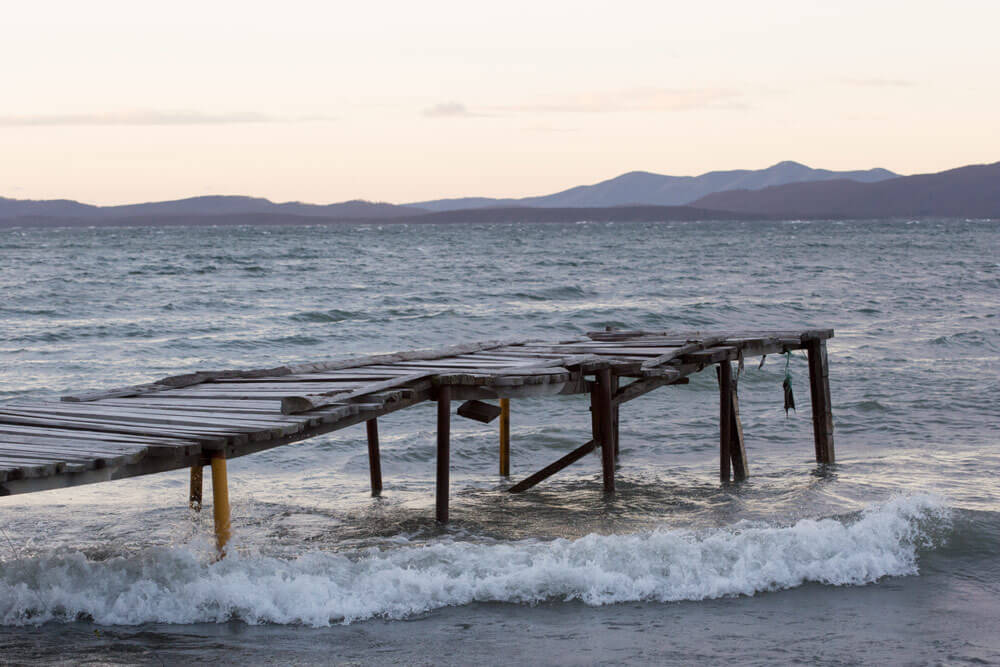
[
  {"x1": 423, "y1": 88, "x2": 746, "y2": 119},
  {"x1": 0, "y1": 110, "x2": 291, "y2": 126},
  {"x1": 840, "y1": 78, "x2": 915, "y2": 88},
  {"x1": 497, "y1": 87, "x2": 746, "y2": 113},
  {"x1": 422, "y1": 102, "x2": 485, "y2": 118}
]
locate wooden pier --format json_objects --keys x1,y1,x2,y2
[{"x1": 0, "y1": 329, "x2": 834, "y2": 554}]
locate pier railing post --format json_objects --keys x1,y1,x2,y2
[
  {"x1": 436, "y1": 386, "x2": 451, "y2": 522},
  {"x1": 806, "y1": 339, "x2": 836, "y2": 464},
  {"x1": 593, "y1": 368, "x2": 616, "y2": 493},
  {"x1": 719, "y1": 362, "x2": 733, "y2": 482},
  {"x1": 499, "y1": 398, "x2": 510, "y2": 476},
  {"x1": 210, "y1": 454, "x2": 231, "y2": 557},
  {"x1": 189, "y1": 465, "x2": 203, "y2": 511},
  {"x1": 366, "y1": 418, "x2": 383, "y2": 497}
]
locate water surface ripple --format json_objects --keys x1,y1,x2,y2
[{"x1": 1, "y1": 219, "x2": 998, "y2": 664}]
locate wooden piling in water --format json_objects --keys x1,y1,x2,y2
[
  {"x1": 436, "y1": 386, "x2": 451, "y2": 523},
  {"x1": 499, "y1": 398, "x2": 510, "y2": 477},
  {"x1": 611, "y1": 375, "x2": 620, "y2": 458},
  {"x1": 366, "y1": 418, "x2": 382, "y2": 497},
  {"x1": 728, "y1": 376, "x2": 749, "y2": 481},
  {"x1": 594, "y1": 368, "x2": 616, "y2": 493},
  {"x1": 210, "y1": 455, "x2": 231, "y2": 556},
  {"x1": 806, "y1": 339, "x2": 835, "y2": 463},
  {"x1": 719, "y1": 362, "x2": 733, "y2": 482},
  {"x1": 189, "y1": 464, "x2": 203, "y2": 511}
]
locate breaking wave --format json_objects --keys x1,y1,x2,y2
[{"x1": 0, "y1": 495, "x2": 949, "y2": 627}]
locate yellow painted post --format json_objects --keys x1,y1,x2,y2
[
  {"x1": 189, "y1": 465, "x2": 203, "y2": 511},
  {"x1": 210, "y1": 455, "x2": 231, "y2": 557},
  {"x1": 499, "y1": 398, "x2": 510, "y2": 476}
]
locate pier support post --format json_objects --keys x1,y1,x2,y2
[
  {"x1": 719, "y1": 362, "x2": 733, "y2": 482},
  {"x1": 366, "y1": 418, "x2": 382, "y2": 497},
  {"x1": 593, "y1": 368, "x2": 616, "y2": 493},
  {"x1": 210, "y1": 454, "x2": 231, "y2": 557},
  {"x1": 499, "y1": 398, "x2": 510, "y2": 477},
  {"x1": 729, "y1": 376, "x2": 749, "y2": 481},
  {"x1": 436, "y1": 386, "x2": 451, "y2": 523},
  {"x1": 189, "y1": 465, "x2": 203, "y2": 511},
  {"x1": 806, "y1": 339, "x2": 836, "y2": 464},
  {"x1": 717, "y1": 362, "x2": 749, "y2": 481},
  {"x1": 611, "y1": 375, "x2": 620, "y2": 458}
]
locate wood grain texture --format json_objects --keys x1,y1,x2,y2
[{"x1": 5, "y1": 329, "x2": 833, "y2": 499}]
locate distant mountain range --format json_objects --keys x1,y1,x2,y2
[
  {"x1": 2, "y1": 160, "x2": 998, "y2": 226},
  {"x1": 408, "y1": 161, "x2": 898, "y2": 211},
  {"x1": 692, "y1": 162, "x2": 1000, "y2": 218},
  {"x1": 0, "y1": 196, "x2": 421, "y2": 221}
]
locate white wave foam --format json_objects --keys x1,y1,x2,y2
[{"x1": 0, "y1": 495, "x2": 949, "y2": 627}]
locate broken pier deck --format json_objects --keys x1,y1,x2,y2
[{"x1": 0, "y1": 328, "x2": 835, "y2": 553}]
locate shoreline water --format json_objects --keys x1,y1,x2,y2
[{"x1": 1, "y1": 219, "x2": 997, "y2": 664}]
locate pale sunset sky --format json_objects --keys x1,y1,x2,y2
[{"x1": 2, "y1": 0, "x2": 998, "y2": 205}]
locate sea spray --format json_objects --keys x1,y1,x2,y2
[{"x1": 0, "y1": 495, "x2": 949, "y2": 627}]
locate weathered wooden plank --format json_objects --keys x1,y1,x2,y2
[
  {"x1": 0, "y1": 414, "x2": 234, "y2": 446},
  {"x1": 5, "y1": 403, "x2": 308, "y2": 430},
  {"x1": 0, "y1": 449, "x2": 134, "y2": 471},
  {"x1": 281, "y1": 373, "x2": 436, "y2": 415},
  {"x1": 0, "y1": 423, "x2": 201, "y2": 447},
  {"x1": 179, "y1": 382, "x2": 372, "y2": 392},
  {"x1": 0, "y1": 416, "x2": 228, "y2": 442},
  {"x1": 0, "y1": 432, "x2": 194, "y2": 459},
  {"x1": 454, "y1": 353, "x2": 557, "y2": 362},
  {"x1": 507, "y1": 440, "x2": 597, "y2": 493},
  {"x1": 287, "y1": 338, "x2": 551, "y2": 374},
  {"x1": 0, "y1": 457, "x2": 62, "y2": 478},
  {"x1": 612, "y1": 376, "x2": 690, "y2": 405},
  {"x1": 0, "y1": 407, "x2": 293, "y2": 440},
  {"x1": 457, "y1": 400, "x2": 502, "y2": 424},
  {"x1": 0, "y1": 446, "x2": 101, "y2": 462},
  {"x1": 60, "y1": 338, "x2": 546, "y2": 402},
  {"x1": 141, "y1": 390, "x2": 332, "y2": 399},
  {"x1": 587, "y1": 329, "x2": 834, "y2": 341},
  {"x1": 431, "y1": 370, "x2": 571, "y2": 387},
  {"x1": 214, "y1": 375, "x2": 399, "y2": 383},
  {"x1": 0, "y1": 437, "x2": 146, "y2": 461},
  {"x1": 390, "y1": 359, "x2": 532, "y2": 369},
  {"x1": 94, "y1": 398, "x2": 283, "y2": 413},
  {"x1": 640, "y1": 337, "x2": 728, "y2": 370},
  {"x1": 515, "y1": 345, "x2": 667, "y2": 356},
  {"x1": 462, "y1": 351, "x2": 567, "y2": 360}
]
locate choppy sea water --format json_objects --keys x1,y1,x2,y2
[{"x1": 0, "y1": 219, "x2": 998, "y2": 665}]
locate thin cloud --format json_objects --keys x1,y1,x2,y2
[
  {"x1": 840, "y1": 78, "x2": 915, "y2": 88},
  {"x1": 497, "y1": 87, "x2": 747, "y2": 113},
  {"x1": 522, "y1": 124, "x2": 579, "y2": 133},
  {"x1": 0, "y1": 110, "x2": 292, "y2": 126},
  {"x1": 422, "y1": 102, "x2": 485, "y2": 118}
]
